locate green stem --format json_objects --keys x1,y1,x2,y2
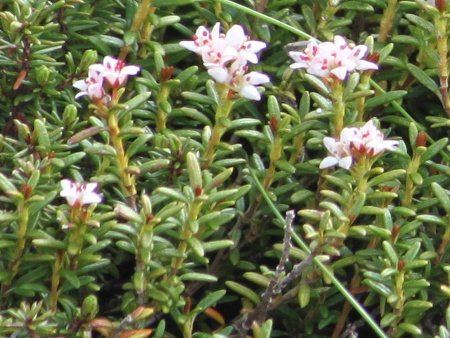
[
  {"x1": 401, "y1": 153, "x2": 421, "y2": 206},
  {"x1": 171, "y1": 198, "x2": 204, "y2": 275},
  {"x1": 332, "y1": 82, "x2": 345, "y2": 137},
  {"x1": 1, "y1": 199, "x2": 29, "y2": 296},
  {"x1": 50, "y1": 250, "x2": 64, "y2": 312},
  {"x1": 435, "y1": 12, "x2": 450, "y2": 117},
  {"x1": 204, "y1": 86, "x2": 234, "y2": 167},
  {"x1": 248, "y1": 168, "x2": 388, "y2": 338},
  {"x1": 317, "y1": 0, "x2": 339, "y2": 32},
  {"x1": 156, "y1": 83, "x2": 170, "y2": 132},
  {"x1": 378, "y1": 0, "x2": 398, "y2": 42},
  {"x1": 356, "y1": 75, "x2": 371, "y2": 122},
  {"x1": 120, "y1": 0, "x2": 154, "y2": 60},
  {"x1": 68, "y1": 219, "x2": 88, "y2": 270},
  {"x1": 109, "y1": 112, "x2": 137, "y2": 208},
  {"x1": 263, "y1": 133, "x2": 282, "y2": 188},
  {"x1": 288, "y1": 134, "x2": 305, "y2": 164},
  {"x1": 135, "y1": 218, "x2": 158, "y2": 305}
]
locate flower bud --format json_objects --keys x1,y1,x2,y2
[
  {"x1": 436, "y1": 0, "x2": 446, "y2": 12},
  {"x1": 36, "y1": 65, "x2": 50, "y2": 85},
  {"x1": 186, "y1": 152, "x2": 202, "y2": 191},
  {"x1": 415, "y1": 131, "x2": 427, "y2": 148},
  {"x1": 63, "y1": 104, "x2": 78, "y2": 127},
  {"x1": 79, "y1": 49, "x2": 98, "y2": 71},
  {"x1": 160, "y1": 66, "x2": 174, "y2": 82},
  {"x1": 82, "y1": 295, "x2": 99, "y2": 321}
]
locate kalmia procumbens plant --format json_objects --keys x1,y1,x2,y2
[{"x1": 0, "y1": 0, "x2": 449, "y2": 337}]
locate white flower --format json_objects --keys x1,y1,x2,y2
[
  {"x1": 73, "y1": 69, "x2": 106, "y2": 101},
  {"x1": 289, "y1": 35, "x2": 378, "y2": 81},
  {"x1": 180, "y1": 23, "x2": 267, "y2": 67},
  {"x1": 219, "y1": 55, "x2": 270, "y2": 101},
  {"x1": 60, "y1": 179, "x2": 103, "y2": 208},
  {"x1": 90, "y1": 56, "x2": 140, "y2": 87},
  {"x1": 179, "y1": 22, "x2": 223, "y2": 54},
  {"x1": 349, "y1": 120, "x2": 399, "y2": 157},
  {"x1": 320, "y1": 120, "x2": 398, "y2": 170},
  {"x1": 180, "y1": 23, "x2": 269, "y2": 100},
  {"x1": 320, "y1": 136, "x2": 353, "y2": 169},
  {"x1": 225, "y1": 24, "x2": 267, "y2": 64}
]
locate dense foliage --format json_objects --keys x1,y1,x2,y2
[{"x1": 0, "y1": 0, "x2": 450, "y2": 337}]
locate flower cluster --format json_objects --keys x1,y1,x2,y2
[
  {"x1": 180, "y1": 23, "x2": 270, "y2": 100},
  {"x1": 289, "y1": 36, "x2": 378, "y2": 81},
  {"x1": 320, "y1": 120, "x2": 399, "y2": 169},
  {"x1": 60, "y1": 179, "x2": 103, "y2": 208},
  {"x1": 74, "y1": 56, "x2": 140, "y2": 102}
]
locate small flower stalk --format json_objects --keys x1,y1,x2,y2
[
  {"x1": 429, "y1": 0, "x2": 450, "y2": 117},
  {"x1": 74, "y1": 56, "x2": 140, "y2": 107},
  {"x1": 59, "y1": 179, "x2": 103, "y2": 268},
  {"x1": 73, "y1": 56, "x2": 140, "y2": 206},
  {"x1": 181, "y1": 23, "x2": 270, "y2": 165}
]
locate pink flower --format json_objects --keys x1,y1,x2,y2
[
  {"x1": 180, "y1": 23, "x2": 270, "y2": 100},
  {"x1": 179, "y1": 22, "x2": 223, "y2": 54},
  {"x1": 218, "y1": 56, "x2": 270, "y2": 101},
  {"x1": 320, "y1": 120, "x2": 398, "y2": 170},
  {"x1": 60, "y1": 179, "x2": 103, "y2": 208},
  {"x1": 180, "y1": 23, "x2": 266, "y2": 67},
  {"x1": 90, "y1": 56, "x2": 140, "y2": 87},
  {"x1": 320, "y1": 136, "x2": 353, "y2": 169},
  {"x1": 224, "y1": 25, "x2": 267, "y2": 64},
  {"x1": 348, "y1": 120, "x2": 399, "y2": 157},
  {"x1": 73, "y1": 56, "x2": 140, "y2": 101},
  {"x1": 289, "y1": 36, "x2": 378, "y2": 81},
  {"x1": 73, "y1": 69, "x2": 106, "y2": 101}
]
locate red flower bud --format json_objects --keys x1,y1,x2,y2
[{"x1": 416, "y1": 131, "x2": 427, "y2": 148}]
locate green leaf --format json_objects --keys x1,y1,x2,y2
[
  {"x1": 380, "y1": 313, "x2": 398, "y2": 327},
  {"x1": 61, "y1": 270, "x2": 81, "y2": 289},
  {"x1": 407, "y1": 64, "x2": 440, "y2": 96},
  {"x1": 382, "y1": 241, "x2": 398, "y2": 266},
  {"x1": 226, "y1": 281, "x2": 261, "y2": 305},
  {"x1": 243, "y1": 272, "x2": 271, "y2": 287},
  {"x1": 179, "y1": 273, "x2": 217, "y2": 282},
  {"x1": 365, "y1": 91, "x2": 407, "y2": 111},
  {"x1": 405, "y1": 13, "x2": 435, "y2": 33},
  {"x1": 304, "y1": 74, "x2": 331, "y2": 96},
  {"x1": 368, "y1": 169, "x2": 406, "y2": 187},
  {"x1": 194, "y1": 290, "x2": 226, "y2": 312},
  {"x1": 205, "y1": 189, "x2": 238, "y2": 205},
  {"x1": 298, "y1": 283, "x2": 311, "y2": 308},
  {"x1": 32, "y1": 238, "x2": 66, "y2": 249},
  {"x1": 126, "y1": 134, "x2": 152, "y2": 158},
  {"x1": 420, "y1": 137, "x2": 448, "y2": 163},
  {"x1": 124, "y1": 92, "x2": 151, "y2": 110},
  {"x1": 170, "y1": 107, "x2": 212, "y2": 125},
  {"x1": 34, "y1": 119, "x2": 51, "y2": 151},
  {"x1": 339, "y1": 1, "x2": 374, "y2": 11},
  {"x1": 363, "y1": 279, "x2": 391, "y2": 297},
  {"x1": 0, "y1": 172, "x2": 18, "y2": 194},
  {"x1": 397, "y1": 323, "x2": 422, "y2": 335},
  {"x1": 202, "y1": 240, "x2": 234, "y2": 252}
]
